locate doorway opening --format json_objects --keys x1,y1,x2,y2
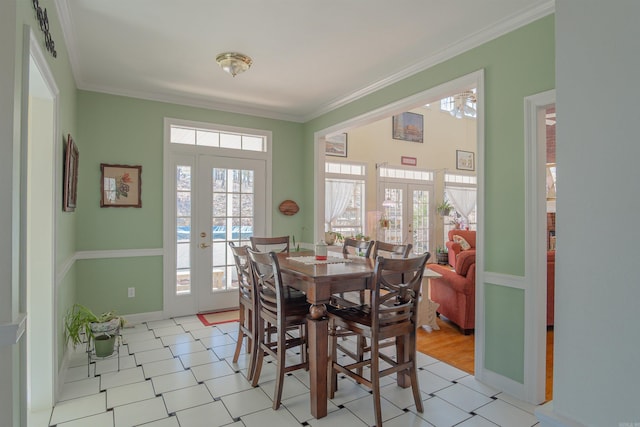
[
  {"x1": 314, "y1": 71, "x2": 483, "y2": 377},
  {"x1": 524, "y1": 89, "x2": 556, "y2": 404},
  {"x1": 24, "y1": 30, "x2": 60, "y2": 421}
]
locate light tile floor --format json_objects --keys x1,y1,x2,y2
[{"x1": 49, "y1": 316, "x2": 541, "y2": 427}]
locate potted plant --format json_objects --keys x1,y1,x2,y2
[
  {"x1": 64, "y1": 304, "x2": 125, "y2": 357},
  {"x1": 436, "y1": 200, "x2": 453, "y2": 216},
  {"x1": 436, "y1": 246, "x2": 449, "y2": 265}
]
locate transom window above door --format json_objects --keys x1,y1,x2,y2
[{"x1": 170, "y1": 125, "x2": 266, "y2": 152}]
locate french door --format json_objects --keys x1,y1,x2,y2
[
  {"x1": 378, "y1": 182, "x2": 433, "y2": 255},
  {"x1": 172, "y1": 154, "x2": 266, "y2": 315}
]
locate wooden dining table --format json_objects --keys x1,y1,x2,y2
[
  {"x1": 277, "y1": 249, "x2": 435, "y2": 419},
  {"x1": 276, "y1": 250, "x2": 374, "y2": 418}
]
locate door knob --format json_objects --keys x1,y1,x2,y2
[{"x1": 199, "y1": 243, "x2": 211, "y2": 249}]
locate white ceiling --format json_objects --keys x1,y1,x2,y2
[{"x1": 55, "y1": 0, "x2": 553, "y2": 122}]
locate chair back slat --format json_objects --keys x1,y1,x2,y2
[
  {"x1": 250, "y1": 236, "x2": 290, "y2": 253},
  {"x1": 372, "y1": 241, "x2": 413, "y2": 259},
  {"x1": 342, "y1": 238, "x2": 374, "y2": 257},
  {"x1": 229, "y1": 242, "x2": 252, "y2": 303}
]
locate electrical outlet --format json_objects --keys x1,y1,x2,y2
[{"x1": 128, "y1": 287, "x2": 135, "y2": 298}]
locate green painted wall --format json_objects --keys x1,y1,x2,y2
[
  {"x1": 484, "y1": 284, "x2": 525, "y2": 382},
  {"x1": 75, "y1": 257, "x2": 163, "y2": 315},
  {"x1": 302, "y1": 16, "x2": 555, "y2": 383},
  {"x1": 75, "y1": 91, "x2": 305, "y2": 311}
]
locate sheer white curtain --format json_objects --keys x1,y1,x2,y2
[
  {"x1": 325, "y1": 180, "x2": 354, "y2": 230},
  {"x1": 445, "y1": 187, "x2": 476, "y2": 225}
]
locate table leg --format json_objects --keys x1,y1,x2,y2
[{"x1": 307, "y1": 306, "x2": 328, "y2": 418}]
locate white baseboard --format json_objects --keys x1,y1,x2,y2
[
  {"x1": 536, "y1": 401, "x2": 586, "y2": 427},
  {"x1": 121, "y1": 310, "x2": 166, "y2": 326}
]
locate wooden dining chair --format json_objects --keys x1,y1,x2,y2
[
  {"x1": 228, "y1": 242, "x2": 257, "y2": 380},
  {"x1": 372, "y1": 241, "x2": 413, "y2": 259},
  {"x1": 249, "y1": 236, "x2": 290, "y2": 253},
  {"x1": 246, "y1": 248, "x2": 309, "y2": 410},
  {"x1": 327, "y1": 253, "x2": 430, "y2": 427}
]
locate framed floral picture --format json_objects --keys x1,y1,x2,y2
[
  {"x1": 63, "y1": 134, "x2": 79, "y2": 212},
  {"x1": 100, "y1": 163, "x2": 142, "y2": 207}
]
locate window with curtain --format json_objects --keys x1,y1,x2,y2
[
  {"x1": 325, "y1": 162, "x2": 366, "y2": 237},
  {"x1": 443, "y1": 173, "x2": 477, "y2": 238}
]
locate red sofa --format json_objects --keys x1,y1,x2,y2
[
  {"x1": 446, "y1": 229, "x2": 476, "y2": 267},
  {"x1": 429, "y1": 250, "x2": 476, "y2": 334},
  {"x1": 429, "y1": 249, "x2": 556, "y2": 334}
]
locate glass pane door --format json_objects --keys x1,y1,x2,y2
[{"x1": 379, "y1": 182, "x2": 433, "y2": 255}]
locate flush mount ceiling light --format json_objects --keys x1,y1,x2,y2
[{"x1": 215, "y1": 52, "x2": 253, "y2": 77}]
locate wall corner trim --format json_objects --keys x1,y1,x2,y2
[{"x1": 0, "y1": 313, "x2": 27, "y2": 347}]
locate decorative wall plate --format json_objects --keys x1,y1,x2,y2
[{"x1": 278, "y1": 199, "x2": 299, "y2": 216}]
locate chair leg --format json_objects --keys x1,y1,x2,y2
[
  {"x1": 328, "y1": 322, "x2": 338, "y2": 398},
  {"x1": 356, "y1": 335, "x2": 365, "y2": 378},
  {"x1": 232, "y1": 306, "x2": 246, "y2": 363},
  {"x1": 409, "y1": 332, "x2": 423, "y2": 413},
  {"x1": 251, "y1": 319, "x2": 265, "y2": 387},
  {"x1": 370, "y1": 338, "x2": 383, "y2": 427},
  {"x1": 272, "y1": 326, "x2": 287, "y2": 410}
]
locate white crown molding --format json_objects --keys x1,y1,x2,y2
[
  {"x1": 53, "y1": 0, "x2": 83, "y2": 87},
  {"x1": 55, "y1": 0, "x2": 554, "y2": 124},
  {"x1": 303, "y1": 1, "x2": 555, "y2": 122}
]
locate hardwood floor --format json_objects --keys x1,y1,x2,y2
[{"x1": 416, "y1": 317, "x2": 554, "y2": 402}]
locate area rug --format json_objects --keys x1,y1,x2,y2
[{"x1": 197, "y1": 309, "x2": 239, "y2": 326}]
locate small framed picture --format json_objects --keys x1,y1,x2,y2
[
  {"x1": 392, "y1": 112, "x2": 423, "y2": 143},
  {"x1": 401, "y1": 156, "x2": 417, "y2": 166},
  {"x1": 325, "y1": 133, "x2": 347, "y2": 157},
  {"x1": 100, "y1": 163, "x2": 142, "y2": 208},
  {"x1": 63, "y1": 134, "x2": 79, "y2": 212},
  {"x1": 456, "y1": 150, "x2": 475, "y2": 171}
]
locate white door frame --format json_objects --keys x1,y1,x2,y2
[
  {"x1": 524, "y1": 89, "x2": 556, "y2": 403},
  {"x1": 23, "y1": 26, "x2": 60, "y2": 419},
  {"x1": 162, "y1": 118, "x2": 272, "y2": 318}
]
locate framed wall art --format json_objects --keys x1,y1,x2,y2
[
  {"x1": 100, "y1": 163, "x2": 142, "y2": 208},
  {"x1": 392, "y1": 112, "x2": 423, "y2": 143},
  {"x1": 456, "y1": 150, "x2": 475, "y2": 171},
  {"x1": 325, "y1": 133, "x2": 347, "y2": 157},
  {"x1": 63, "y1": 134, "x2": 79, "y2": 212}
]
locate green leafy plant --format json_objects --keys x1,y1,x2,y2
[
  {"x1": 64, "y1": 303, "x2": 124, "y2": 349},
  {"x1": 436, "y1": 245, "x2": 448, "y2": 254},
  {"x1": 436, "y1": 200, "x2": 453, "y2": 216}
]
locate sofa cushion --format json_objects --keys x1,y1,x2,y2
[
  {"x1": 453, "y1": 234, "x2": 471, "y2": 251},
  {"x1": 455, "y1": 250, "x2": 476, "y2": 276}
]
